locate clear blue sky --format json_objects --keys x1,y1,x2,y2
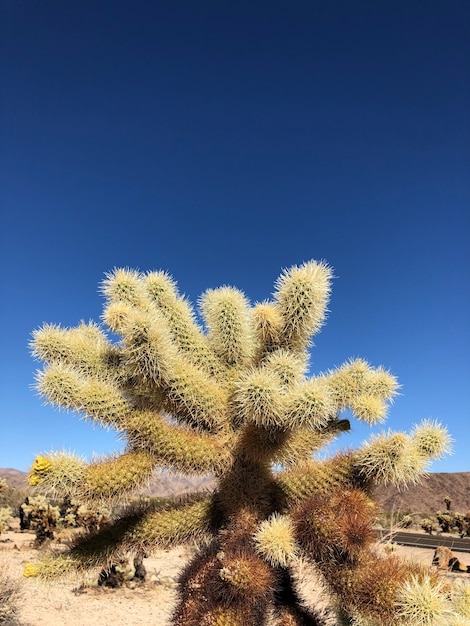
[{"x1": 1, "y1": 1, "x2": 468, "y2": 473}]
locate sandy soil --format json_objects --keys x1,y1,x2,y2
[
  {"x1": 1, "y1": 529, "x2": 469, "y2": 626},
  {"x1": 1, "y1": 530, "x2": 189, "y2": 626}
]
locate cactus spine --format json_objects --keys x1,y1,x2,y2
[{"x1": 28, "y1": 260, "x2": 459, "y2": 624}]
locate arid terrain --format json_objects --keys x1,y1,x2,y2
[
  {"x1": 1, "y1": 469, "x2": 469, "y2": 625},
  {"x1": 1, "y1": 526, "x2": 469, "y2": 626},
  {"x1": 374, "y1": 471, "x2": 470, "y2": 516}
]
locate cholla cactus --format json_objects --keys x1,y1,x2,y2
[
  {"x1": 61, "y1": 497, "x2": 110, "y2": 533},
  {"x1": 27, "y1": 261, "x2": 457, "y2": 624},
  {"x1": 421, "y1": 517, "x2": 437, "y2": 535},
  {"x1": 0, "y1": 506, "x2": 13, "y2": 534},
  {"x1": 21, "y1": 495, "x2": 60, "y2": 546}
]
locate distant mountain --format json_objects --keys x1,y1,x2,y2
[
  {"x1": 0, "y1": 468, "x2": 29, "y2": 491},
  {"x1": 374, "y1": 472, "x2": 470, "y2": 516},
  {"x1": 1, "y1": 468, "x2": 468, "y2": 514}
]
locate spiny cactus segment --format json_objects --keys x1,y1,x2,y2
[{"x1": 26, "y1": 260, "x2": 460, "y2": 624}]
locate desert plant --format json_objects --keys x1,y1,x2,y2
[
  {"x1": 398, "y1": 514, "x2": 413, "y2": 529},
  {"x1": 420, "y1": 518, "x2": 437, "y2": 535},
  {"x1": 59, "y1": 496, "x2": 110, "y2": 533},
  {"x1": 0, "y1": 579, "x2": 21, "y2": 625},
  {"x1": 436, "y1": 510, "x2": 457, "y2": 533},
  {"x1": 456, "y1": 512, "x2": 470, "y2": 538},
  {"x1": 21, "y1": 495, "x2": 60, "y2": 546},
  {"x1": 26, "y1": 261, "x2": 460, "y2": 625},
  {"x1": 0, "y1": 560, "x2": 23, "y2": 625},
  {"x1": 0, "y1": 507, "x2": 13, "y2": 535}
]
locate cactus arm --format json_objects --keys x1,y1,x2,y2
[
  {"x1": 273, "y1": 260, "x2": 333, "y2": 350},
  {"x1": 322, "y1": 359, "x2": 400, "y2": 424},
  {"x1": 353, "y1": 420, "x2": 452, "y2": 489},
  {"x1": 200, "y1": 286, "x2": 256, "y2": 368},
  {"x1": 251, "y1": 301, "x2": 283, "y2": 359},
  {"x1": 30, "y1": 496, "x2": 215, "y2": 579},
  {"x1": 272, "y1": 419, "x2": 350, "y2": 467},
  {"x1": 163, "y1": 358, "x2": 229, "y2": 432},
  {"x1": 28, "y1": 449, "x2": 156, "y2": 501},
  {"x1": 105, "y1": 301, "x2": 229, "y2": 433},
  {"x1": 31, "y1": 322, "x2": 123, "y2": 380},
  {"x1": 276, "y1": 455, "x2": 358, "y2": 506},
  {"x1": 144, "y1": 271, "x2": 223, "y2": 376},
  {"x1": 126, "y1": 410, "x2": 232, "y2": 475},
  {"x1": 79, "y1": 449, "x2": 157, "y2": 501},
  {"x1": 35, "y1": 362, "x2": 132, "y2": 428}
]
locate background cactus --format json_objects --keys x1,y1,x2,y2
[
  {"x1": 27, "y1": 260, "x2": 459, "y2": 625},
  {"x1": 0, "y1": 506, "x2": 13, "y2": 535},
  {"x1": 21, "y1": 495, "x2": 60, "y2": 546}
]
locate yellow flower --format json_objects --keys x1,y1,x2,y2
[
  {"x1": 32, "y1": 456, "x2": 53, "y2": 474},
  {"x1": 23, "y1": 563, "x2": 39, "y2": 577}
]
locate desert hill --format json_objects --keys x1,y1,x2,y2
[
  {"x1": 1, "y1": 467, "x2": 469, "y2": 515},
  {"x1": 373, "y1": 471, "x2": 470, "y2": 516},
  {"x1": 0, "y1": 467, "x2": 30, "y2": 491}
]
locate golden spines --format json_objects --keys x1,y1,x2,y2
[
  {"x1": 105, "y1": 300, "x2": 229, "y2": 432},
  {"x1": 452, "y1": 580, "x2": 470, "y2": 620},
  {"x1": 144, "y1": 271, "x2": 222, "y2": 376},
  {"x1": 253, "y1": 513, "x2": 298, "y2": 567},
  {"x1": 322, "y1": 359, "x2": 399, "y2": 424},
  {"x1": 81, "y1": 449, "x2": 156, "y2": 501},
  {"x1": 354, "y1": 420, "x2": 453, "y2": 489},
  {"x1": 251, "y1": 301, "x2": 282, "y2": 356},
  {"x1": 396, "y1": 573, "x2": 454, "y2": 626},
  {"x1": 354, "y1": 430, "x2": 428, "y2": 488},
  {"x1": 28, "y1": 449, "x2": 156, "y2": 502},
  {"x1": 126, "y1": 410, "x2": 232, "y2": 475},
  {"x1": 118, "y1": 305, "x2": 177, "y2": 384},
  {"x1": 23, "y1": 554, "x2": 80, "y2": 581},
  {"x1": 283, "y1": 378, "x2": 334, "y2": 429},
  {"x1": 232, "y1": 368, "x2": 284, "y2": 429},
  {"x1": 349, "y1": 394, "x2": 389, "y2": 425},
  {"x1": 200, "y1": 287, "x2": 255, "y2": 368},
  {"x1": 31, "y1": 322, "x2": 122, "y2": 380},
  {"x1": 101, "y1": 267, "x2": 147, "y2": 307},
  {"x1": 411, "y1": 419, "x2": 453, "y2": 460},
  {"x1": 35, "y1": 362, "x2": 131, "y2": 427},
  {"x1": 276, "y1": 455, "x2": 356, "y2": 505},
  {"x1": 28, "y1": 451, "x2": 85, "y2": 495},
  {"x1": 121, "y1": 497, "x2": 214, "y2": 551},
  {"x1": 164, "y1": 359, "x2": 228, "y2": 432},
  {"x1": 324, "y1": 358, "x2": 370, "y2": 404},
  {"x1": 262, "y1": 349, "x2": 308, "y2": 388},
  {"x1": 273, "y1": 260, "x2": 333, "y2": 349}
]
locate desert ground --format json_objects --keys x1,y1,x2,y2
[{"x1": 1, "y1": 527, "x2": 469, "y2": 626}]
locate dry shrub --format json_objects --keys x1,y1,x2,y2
[{"x1": 0, "y1": 563, "x2": 23, "y2": 625}]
